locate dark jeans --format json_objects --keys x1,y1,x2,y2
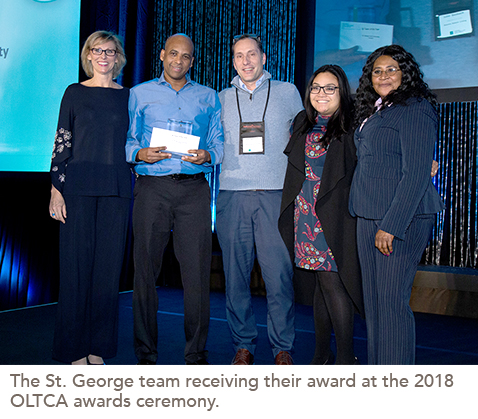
[{"x1": 216, "y1": 190, "x2": 295, "y2": 357}]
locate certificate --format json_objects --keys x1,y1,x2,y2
[
  {"x1": 339, "y1": 21, "x2": 393, "y2": 52},
  {"x1": 437, "y1": 10, "x2": 473, "y2": 39},
  {"x1": 150, "y1": 127, "x2": 200, "y2": 156}
]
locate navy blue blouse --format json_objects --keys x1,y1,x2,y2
[{"x1": 50, "y1": 83, "x2": 131, "y2": 198}]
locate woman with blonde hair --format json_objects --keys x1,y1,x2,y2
[{"x1": 49, "y1": 31, "x2": 131, "y2": 365}]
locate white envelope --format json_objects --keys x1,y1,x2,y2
[{"x1": 150, "y1": 127, "x2": 200, "y2": 156}]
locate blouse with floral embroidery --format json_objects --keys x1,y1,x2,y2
[{"x1": 50, "y1": 83, "x2": 131, "y2": 198}]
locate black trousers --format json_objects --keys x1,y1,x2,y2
[
  {"x1": 53, "y1": 195, "x2": 131, "y2": 363},
  {"x1": 132, "y1": 175, "x2": 211, "y2": 364}
]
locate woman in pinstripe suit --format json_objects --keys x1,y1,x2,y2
[{"x1": 349, "y1": 45, "x2": 445, "y2": 364}]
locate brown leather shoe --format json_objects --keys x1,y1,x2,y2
[
  {"x1": 275, "y1": 351, "x2": 293, "y2": 365},
  {"x1": 232, "y1": 348, "x2": 254, "y2": 365}
]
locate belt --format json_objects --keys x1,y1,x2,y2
[{"x1": 165, "y1": 173, "x2": 205, "y2": 181}]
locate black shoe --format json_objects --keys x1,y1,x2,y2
[
  {"x1": 310, "y1": 351, "x2": 335, "y2": 365},
  {"x1": 186, "y1": 358, "x2": 210, "y2": 365},
  {"x1": 137, "y1": 359, "x2": 156, "y2": 365}
]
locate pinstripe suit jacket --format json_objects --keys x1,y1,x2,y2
[{"x1": 349, "y1": 98, "x2": 445, "y2": 240}]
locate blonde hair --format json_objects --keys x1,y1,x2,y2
[{"x1": 81, "y1": 31, "x2": 126, "y2": 79}]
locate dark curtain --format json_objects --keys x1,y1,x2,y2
[
  {"x1": 0, "y1": 173, "x2": 59, "y2": 310},
  {"x1": 80, "y1": 0, "x2": 156, "y2": 87},
  {"x1": 424, "y1": 101, "x2": 478, "y2": 269},
  {"x1": 152, "y1": 0, "x2": 297, "y2": 91},
  {"x1": 80, "y1": 0, "x2": 299, "y2": 89}
]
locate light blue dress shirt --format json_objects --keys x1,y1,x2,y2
[
  {"x1": 126, "y1": 73, "x2": 224, "y2": 176},
  {"x1": 237, "y1": 73, "x2": 265, "y2": 93}
]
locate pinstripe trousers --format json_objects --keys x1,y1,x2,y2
[{"x1": 356, "y1": 215, "x2": 434, "y2": 365}]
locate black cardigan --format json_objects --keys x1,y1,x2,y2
[{"x1": 278, "y1": 110, "x2": 364, "y2": 316}]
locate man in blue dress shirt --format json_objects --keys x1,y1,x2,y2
[{"x1": 125, "y1": 34, "x2": 224, "y2": 365}]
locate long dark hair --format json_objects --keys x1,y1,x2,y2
[
  {"x1": 298, "y1": 64, "x2": 354, "y2": 147},
  {"x1": 354, "y1": 44, "x2": 437, "y2": 128}
]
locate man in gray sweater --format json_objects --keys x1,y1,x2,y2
[{"x1": 217, "y1": 34, "x2": 303, "y2": 365}]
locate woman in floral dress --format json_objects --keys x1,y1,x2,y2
[{"x1": 279, "y1": 65, "x2": 363, "y2": 364}]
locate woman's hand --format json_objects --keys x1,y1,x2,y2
[
  {"x1": 431, "y1": 160, "x2": 438, "y2": 177},
  {"x1": 49, "y1": 186, "x2": 67, "y2": 224},
  {"x1": 375, "y1": 229, "x2": 394, "y2": 256}
]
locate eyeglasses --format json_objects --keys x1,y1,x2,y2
[
  {"x1": 233, "y1": 34, "x2": 261, "y2": 43},
  {"x1": 90, "y1": 48, "x2": 117, "y2": 57},
  {"x1": 372, "y1": 67, "x2": 400, "y2": 77},
  {"x1": 310, "y1": 85, "x2": 339, "y2": 95}
]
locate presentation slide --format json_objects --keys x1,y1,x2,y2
[
  {"x1": 0, "y1": 0, "x2": 80, "y2": 172},
  {"x1": 314, "y1": 0, "x2": 478, "y2": 92}
]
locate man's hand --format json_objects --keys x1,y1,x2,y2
[
  {"x1": 375, "y1": 229, "x2": 394, "y2": 256},
  {"x1": 181, "y1": 149, "x2": 211, "y2": 165},
  {"x1": 136, "y1": 147, "x2": 172, "y2": 163}
]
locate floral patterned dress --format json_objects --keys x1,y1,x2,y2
[{"x1": 294, "y1": 116, "x2": 337, "y2": 271}]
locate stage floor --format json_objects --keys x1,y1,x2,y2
[{"x1": 1, "y1": 287, "x2": 478, "y2": 365}]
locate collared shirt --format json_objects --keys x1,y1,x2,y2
[
  {"x1": 126, "y1": 73, "x2": 224, "y2": 176},
  {"x1": 359, "y1": 97, "x2": 391, "y2": 132},
  {"x1": 237, "y1": 73, "x2": 265, "y2": 93}
]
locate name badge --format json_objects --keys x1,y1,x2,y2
[{"x1": 240, "y1": 121, "x2": 265, "y2": 154}]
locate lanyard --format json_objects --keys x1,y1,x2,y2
[{"x1": 235, "y1": 79, "x2": 271, "y2": 123}]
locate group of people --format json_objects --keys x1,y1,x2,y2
[{"x1": 49, "y1": 30, "x2": 444, "y2": 366}]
